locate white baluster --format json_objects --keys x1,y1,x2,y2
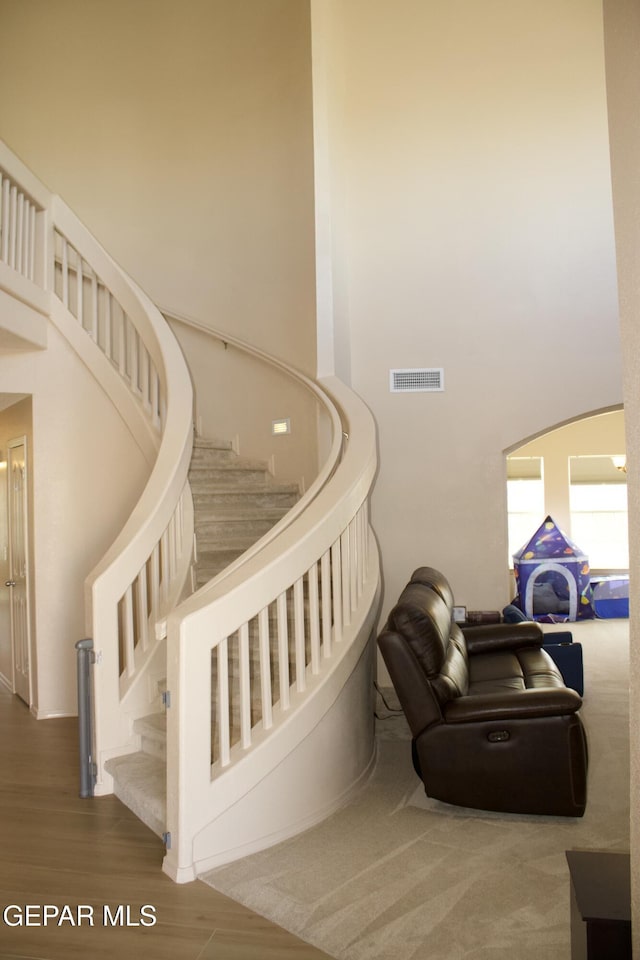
[
  {"x1": 277, "y1": 591, "x2": 290, "y2": 710},
  {"x1": 60, "y1": 236, "x2": 69, "y2": 308},
  {"x1": 103, "y1": 289, "x2": 113, "y2": 359},
  {"x1": 160, "y1": 528, "x2": 170, "y2": 602},
  {"x1": 149, "y1": 544, "x2": 160, "y2": 618},
  {"x1": 341, "y1": 527, "x2": 351, "y2": 627},
  {"x1": 349, "y1": 516, "x2": 358, "y2": 613},
  {"x1": 150, "y1": 367, "x2": 160, "y2": 429},
  {"x1": 1, "y1": 177, "x2": 9, "y2": 264},
  {"x1": 174, "y1": 492, "x2": 185, "y2": 558},
  {"x1": 118, "y1": 306, "x2": 127, "y2": 377},
  {"x1": 321, "y1": 548, "x2": 332, "y2": 659},
  {"x1": 239, "y1": 622, "x2": 251, "y2": 748},
  {"x1": 28, "y1": 203, "x2": 36, "y2": 281},
  {"x1": 359, "y1": 503, "x2": 368, "y2": 591},
  {"x1": 166, "y1": 513, "x2": 176, "y2": 586},
  {"x1": 331, "y1": 539, "x2": 343, "y2": 643},
  {"x1": 258, "y1": 607, "x2": 273, "y2": 729},
  {"x1": 294, "y1": 576, "x2": 306, "y2": 692},
  {"x1": 125, "y1": 321, "x2": 133, "y2": 386},
  {"x1": 9, "y1": 185, "x2": 17, "y2": 269},
  {"x1": 140, "y1": 346, "x2": 150, "y2": 413},
  {"x1": 89, "y1": 270, "x2": 98, "y2": 341},
  {"x1": 217, "y1": 638, "x2": 230, "y2": 767},
  {"x1": 15, "y1": 192, "x2": 23, "y2": 274},
  {"x1": 308, "y1": 562, "x2": 320, "y2": 674},
  {"x1": 122, "y1": 586, "x2": 135, "y2": 678},
  {"x1": 129, "y1": 322, "x2": 140, "y2": 393},
  {"x1": 136, "y1": 565, "x2": 149, "y2": 652},
  {"x1": 76, "y1": 251, "x2": 84, "y2": 325},
  {"x1": 21, "y1": 197, "x2": 30, "y2": 277}
]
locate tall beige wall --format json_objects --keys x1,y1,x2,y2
[
  {"x1": 0, "y1": 0, "x2": 317, "y2": 375},
  {"x1": 603, "y1": 0, "x2": 640, "y2": 946},
  {"x1": 314, "y1": 0, "x2": 622, "y2": 618}
]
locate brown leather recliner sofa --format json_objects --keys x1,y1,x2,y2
[{"x1": 377, "y1": 567, "x2": 588, "y2": 817}]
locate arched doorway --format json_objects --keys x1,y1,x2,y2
[{"x1": 506, "y1": 407, "x2": 627, "y2": 579}]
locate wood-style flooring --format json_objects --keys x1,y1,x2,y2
[{"x1": 0, "y1": 685, "x2": 333, "y2": 960}]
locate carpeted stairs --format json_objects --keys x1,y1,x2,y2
[
  {"x1": 105, "y1": 435, "x2": 301, "y2": 837},
  {"x1": 189, "y1": 436, "x2": 300, "y2": 587}
]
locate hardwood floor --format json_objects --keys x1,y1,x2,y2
[{"x1": 0, "y1": 686, "x2": 333, "y2": 959}]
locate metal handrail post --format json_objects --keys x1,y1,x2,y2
[{"x1": 75, "y1": 638, "x2": 96, "y2": 798}]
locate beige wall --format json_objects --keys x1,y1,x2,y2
[
  {"x1": 168, "y1": 318, "x2": 325, "y2": 492},
  {"x1": 0, "y1": 0, "x2": 317, "y2": 375},
  {"x1": 313, "y1": 0, "x2": 622, "y2": 619},
  {"x1": 0, "y1": 325, "x2": 149, "y2": 717},
  {"x1": 603, "y1": 0, "x2": 640, "y2": 946}
]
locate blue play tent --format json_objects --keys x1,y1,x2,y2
[{"x1": 512, "y1": 516, "x2": 594, "y2": 621}]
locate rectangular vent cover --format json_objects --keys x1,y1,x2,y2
[{"x1": 390, "y1": 368, "x2": 444, "y2": 393}]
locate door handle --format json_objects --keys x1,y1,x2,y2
[{"x1": 4, "y1": 580, "x2": 15, "y2": 587}]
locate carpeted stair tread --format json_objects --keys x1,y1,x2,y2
[
  {"x1": 191, "y1": 492, "x2": 299, "y2": 509},
  {"x1": 190, "y1": 469, "x2": 274, "y2": 487},
  {"x1": 196, "y1": 518, "x2": 279, "y2": 541},
  {"x1": 196, "y1": 545, "x2": 255, "y2": 565},
  {"x1": 190, "y1": 452, "x2": 271, "y2": 468},
  {"x1": 105, "y1": 752, "x2": 166, "y2": 838},
  {"x1": 193, "y1": 437, "x2": 234, "y2": 450},
  {"x1": 192, "y1": 496, "x2": 288, "y2": 526}
]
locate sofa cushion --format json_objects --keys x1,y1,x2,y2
[
  {"x1": 468, "y1": 651, "x2": 524, "y2": 684},
  {"x1": 518, "y1": 647, "x2": 566, "y2": 689},
  {"x1": 467, "y1": 646, "x2": 565, "y2": 696}
]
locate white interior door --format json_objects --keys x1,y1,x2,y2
[{"x1": 7, "y1": 437, "x2": 31, "y2": 705}]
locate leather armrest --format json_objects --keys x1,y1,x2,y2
[
  {"x1": 462, "y1": 621, "x2": 543, "y2": 655},
  {"x1": 443, "y1": 687, "x2": 582, "y2": 724}
]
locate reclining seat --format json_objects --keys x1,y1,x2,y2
[{"x1": 378, "y1": 567, "x2": 588, "y2": 817}]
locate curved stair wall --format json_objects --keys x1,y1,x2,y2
[{"x1": 167, "y1": 311, "x2": 336, "y2": 495}]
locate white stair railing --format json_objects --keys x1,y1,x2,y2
[
  {"x1": 164, "y1": 375, "x2": 379, "y2": 882},
  {"x1": 1, "y1": 170, "x2": 40, "y2": 282},
  {"x1": 0, "y1": 141, "x2": 195, "y2": 785}
]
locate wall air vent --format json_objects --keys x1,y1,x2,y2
[{"x1": 390, "y1": 368, "x2": 444, "y2": 393}]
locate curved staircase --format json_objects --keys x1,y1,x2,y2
[{"x1": 0, "y1": 139, "x2": 381, "y2": 883}]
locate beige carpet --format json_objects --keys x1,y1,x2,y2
[{"x1": 202, "y1": 620, "x2": 630, "y2": 960}]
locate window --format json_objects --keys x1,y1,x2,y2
[
  {"x1": 507, "y1": 457, "x2": 544, "y2": 564},
  {"x1": 569, "y1": 456, "x2": 628, "y2": 570}
]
